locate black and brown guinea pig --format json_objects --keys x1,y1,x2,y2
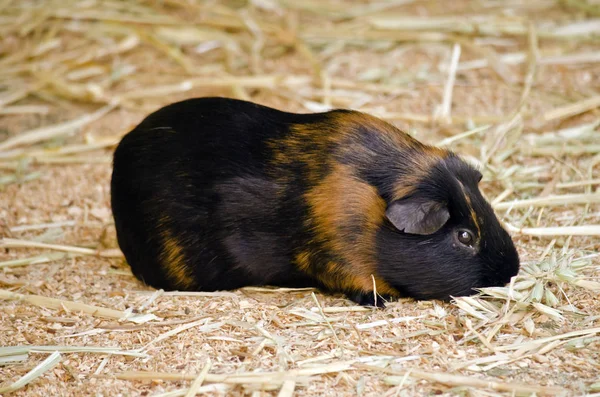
[{"x1": 110, "y1": 97, "x2": 520, "y2": 307}]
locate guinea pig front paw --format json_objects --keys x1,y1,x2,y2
[{"x1": 347, "y1": 291, "x2": 387, "y2": 308}]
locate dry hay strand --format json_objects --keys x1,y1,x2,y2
[{"x1": 1, "y1": 0, "x2": 600, "y2": 396}]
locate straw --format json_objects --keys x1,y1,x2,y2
[
  {"x1": 1, "y1": 1, "x2": 599, "y2": 395},
  {"x1": 0, "y1": 351, "x2": 62, "y2": 394}
]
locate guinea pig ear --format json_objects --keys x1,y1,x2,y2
[
  {"x1": 475, "y1": 170, "x2": 483, "y2": 183},
  {"x1": 385, "y1": 198, "x2": 450, "y2": 235}
]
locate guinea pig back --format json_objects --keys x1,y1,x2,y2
[{"x1": 111, "y1": 97, "x2": 520, "y2": 307}]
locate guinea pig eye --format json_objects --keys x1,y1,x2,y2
[{"x1": 457, "y1": 229, "x2": 475, "y2": 246}]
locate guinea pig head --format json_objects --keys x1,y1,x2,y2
[{"x1": 376, "y1": 154, "x2": 520, "y2": 301}]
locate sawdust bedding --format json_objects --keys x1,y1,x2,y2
[{"x1": 1, "y1": 0, "x2": 600, "y2": 396}]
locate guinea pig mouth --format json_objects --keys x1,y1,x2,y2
[
  {"x1": 479, "y1": 275, "x2": 514, "y2": 289},
  {"x1": 409, "y1": 276, "x2": 515, "y2": 301},
  {"x1": 395, "y1": 283, "x2": 480, "y2": 301}
]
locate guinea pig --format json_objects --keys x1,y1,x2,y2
[{"x1": 110, "y1": 97, "x2": 520, "y2": 307}]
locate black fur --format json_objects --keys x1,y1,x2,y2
[
  {"x1": 375, "y1": 155, "x2": 519, "y2": 300},
  {"x1": 111, "y1": 98, "x2": 317, "y2": 291},
  {"x1": 111, "y1": 97, "x2": 520, "y2": 307}
]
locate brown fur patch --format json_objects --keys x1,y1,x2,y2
[
  {"x1": 304, "y1": 162, "x2": 397, "y2": 296},
  {"x1": 271, "y1": 109, "x2": 451, "y2": 296},
  {"x1": 158, "y1": 217, "x2": 195, "y2": 289},
  {"x1": 326, "y1": 111, "x2": 449, "y2": 201},
  {"x1": 457, "y1": 180, "x2": 481, "y2": 240},
  {"x1": 295, "y1": 251, "x2": 311, "y2": 272}
]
